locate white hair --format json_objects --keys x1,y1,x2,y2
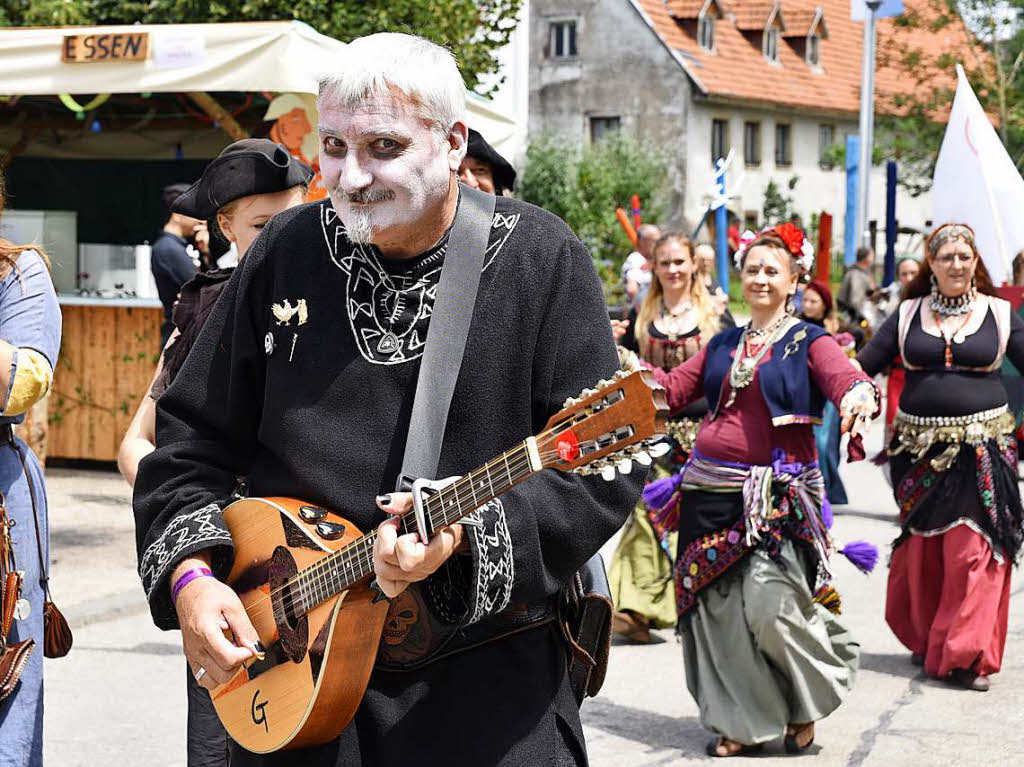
[{"x1": 318, "y1": 33, "x2": 466, "y2": 135}]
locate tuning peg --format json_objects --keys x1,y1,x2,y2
[
  {"x1": 649, "y1": 442, "x2": 671, "y2": 458},
  {"x1": 633, "y1": 451, "x2": 652, "y2": 466},
  {"x1": 613, "y1": 369, "x2": 629, "y2": 380},
  {"x1": 600, "y1": 464, "x2": 617, "y2": 481},
  {"x1": 581, "y1": 388, "x2": 597, "y2": 399},
  {"x1": 596, "y1": 378, "x2": 611, "y2": 389},
  {"x1": 562, "y1": 396, "x2": 578, "y2": 408},
  {"x1": 617, "y1": 457, "x2": 633, "y2": 474}
]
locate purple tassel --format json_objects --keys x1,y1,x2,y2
[
  {"x1": 839, "y1": 540, "x2": 879, "y2": 574},
  {"x1": 820, "y1": 498, "x2": 834, "y2": 529},
  {"x1": 642, "y1": 472, "x2": 684, "y2": 510}
]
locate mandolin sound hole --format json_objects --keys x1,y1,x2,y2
[{"x1": 268, "y1": 546, "x2": 309, "y2": 663}]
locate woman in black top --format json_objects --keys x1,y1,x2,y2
[{"x1": 857, "y1": 223, "x2": 1024, "y2": 692}]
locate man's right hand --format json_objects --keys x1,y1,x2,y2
[{"x1": 172, "y1": 556, "x2": 260, "y2": 690}]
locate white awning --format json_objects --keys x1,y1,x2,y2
[{"x1": 0, "y1": 20, "x2": 517, "y2": 152}]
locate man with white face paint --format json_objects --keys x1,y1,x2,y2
[{"x1": 134, "y1": 33, "x2": 639, "y2": 766}]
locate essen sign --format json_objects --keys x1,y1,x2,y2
[{"x1": 62, "y1": 33, "x2": 149, "y2": 63}]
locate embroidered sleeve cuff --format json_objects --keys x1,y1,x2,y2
[
  {"x1": 423, "y1": 498, "x2": 514, "y2": 626},
  {"x1": 138, "y1": 502, "x2": 235, "y2": 629}
]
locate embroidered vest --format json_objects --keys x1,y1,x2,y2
[
  {"x1": 704, "y1": 321, "x2": 830, "y2": 426},
  {"x1": 897, "y1": 295, "x2": 1011, "y2": 372}
]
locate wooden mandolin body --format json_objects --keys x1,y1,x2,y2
[{"x1": 211, "y1": 497, "x2": 388, "y2": 753}]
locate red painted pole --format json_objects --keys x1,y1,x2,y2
[{"x1": 816, "y1": 212, "x2": 833, "y2": 285}]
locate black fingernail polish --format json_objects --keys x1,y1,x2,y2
[
  {"x1": 254, "y1": 640, "x2": 265, "y2": 654},
  {"x1": 377, "y1": 494, "x2": 391, "y2": 506}
]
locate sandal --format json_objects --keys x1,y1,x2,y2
[
  {"x1": 705, "y1": 738, "x2": 764, "y2": 758},
  {"x1": 784, "y1": 722, "x2": 815, "y2": 754}
]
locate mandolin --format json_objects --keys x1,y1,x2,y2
[{"x1": 209, "y1": 369, "x2": 668, "y2": 753}]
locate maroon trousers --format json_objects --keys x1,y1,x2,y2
[{"x1": 886, "y1": 524, "x2": 1012, "y2": 677}]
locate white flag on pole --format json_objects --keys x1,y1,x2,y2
[{"x1": 932, "y1": 65, "x2": 1024, "y2": 285}]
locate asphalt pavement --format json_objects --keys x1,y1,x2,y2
[{"x1": 40, "y1": 421, "x2": 1023, "y2": 765}]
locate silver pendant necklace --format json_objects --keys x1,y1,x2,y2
[{"x1": 724, "y1": 316, "x2": 789, "y2": 408}]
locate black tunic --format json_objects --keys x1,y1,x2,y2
[
  {"x1": 857, "y1": 299, "x2": 1024, "y2": 558},
  {"x1": 133, "y1": 195, "x2": 641, "y2": 765}
]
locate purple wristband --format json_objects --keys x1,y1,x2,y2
[{"x1": 171, "y1": 567, "x2": 214, "y2": 604}]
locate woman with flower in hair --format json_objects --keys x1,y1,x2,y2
[
  {"x1": 633, "y1": 223, "x2": 879, "y2": 757},
  {"x1": 857, "y1": 223, "x2": 1024, "y2": 692},
  {"x1": 609, "y1": 233, "x2": 732, "y2": 642}
]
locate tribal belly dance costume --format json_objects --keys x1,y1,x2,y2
[
  {"x1": 858, "y1": 292, "x2": 1024, "y2": 681},
  {"x1": 645, "y1": 317, "x2": 879, "y2": 746},
  {"x1": 609, "y1": 312, "x2": 731, "y2": 632}
]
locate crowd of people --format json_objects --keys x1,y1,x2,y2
[{"x1": 0, "y1": 29, "x2": 1021, "y2": 767}]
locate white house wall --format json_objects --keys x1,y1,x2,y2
[{"x1": 686, "y1": 103, "x2": 934, "y2": 259}]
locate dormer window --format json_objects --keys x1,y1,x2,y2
[
  {"x1": 807, "y1": 33, "x2": 821, "y2": 66},
  {"x1": 784, "y1": 7, "x2": 828, "y2": 70},
  {"x1": 698, "y1": 14, "x2": 715, "y2": 51},
  {"x1": 764, "y1": 28, "x2": 779, "y2": 63}
]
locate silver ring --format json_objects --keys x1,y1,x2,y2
[{"x1": 194, "y1": 666, "x2": 207, "y2": 683}]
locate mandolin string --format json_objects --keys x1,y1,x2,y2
[
  {"x1": 236, "y1": 442, "x2": 582, "y2": 624},
  {"x1": 237, "y1": 448, "x2": 543, "y2": 622},
  {"x1": 239, "y1": 419, "x2": 631, "y2": 625},
  {"x1": 233, "y1": 377, "x2": 646, "y2": 624},
  {"x1": 239, "y1": 407, "x2": 639, "y2": 627}
]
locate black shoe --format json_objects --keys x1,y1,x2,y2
[{"x1": 950, "y1": 668, "x2": 990, "y2": 691}]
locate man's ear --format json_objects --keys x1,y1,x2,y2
[{"x1": 447, "y1": 121, "x2": 469, "y2": 173}]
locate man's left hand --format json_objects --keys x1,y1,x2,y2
[{"x1": 372, "y1": 492, "x2": 465, "y2": 598}]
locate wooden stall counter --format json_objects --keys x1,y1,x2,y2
[{"x1": 49, "y1": 296, "x2": 163, "y2": 462}]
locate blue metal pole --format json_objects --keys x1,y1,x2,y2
[
  {"x1": 844, "y1": 134, "x2": 859, "y2": 266},
  {"x1": 715, "y1": 166, "x2": 729, "y2": 294},
  {"x1": 884, "y1": 160, "x2": 897, "y2": 286}
]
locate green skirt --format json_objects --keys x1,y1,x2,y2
[
  {"x1": 608, "y1": 503, "x2": 678, "y2": 629},
  {"x1": 681, "y1": 539, "x2": 859, "y2": 745}
]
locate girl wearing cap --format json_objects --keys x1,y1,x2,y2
[
  {"x1": 118, "y1": 139, "x2": 311, "y2": 766},
  {"x1": 857, "y1": 223, "x2": 1024, "y2": 692},
  {"x1": 634, "y1": 224, "x2": 879, "y2": 757}
]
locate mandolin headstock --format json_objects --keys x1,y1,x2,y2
[{"x1": 538, "y1": 370, "x2": 670, "y2": 479}]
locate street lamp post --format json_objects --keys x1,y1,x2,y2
[{"x1": 856, "y1": 0, "x2": 882, "y2": 248}]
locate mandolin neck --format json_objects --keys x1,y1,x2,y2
[{"x1": 287, "y1": 440, "x2": 539, "y2": 614}]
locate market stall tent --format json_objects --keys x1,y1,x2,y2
[{"x1": 0, "y1": 20, "x2": 519, "y2": 154}]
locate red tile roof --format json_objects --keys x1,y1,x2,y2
[
  {"x1": 633, "y1": 0, "x2": 978, "y2": 116},
  {"x1": 732, "y1": 3, "x2": 783, "y2": 30},
  {"x1": 666, "y1": 0, "x2": 709, "y2": 18},
  {"x1": 782, "y1": 8, "x2": 824, "y2": 37}
]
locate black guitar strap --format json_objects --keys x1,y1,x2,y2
[{"x1": 396, "y1": 183, "x2": 495, "y2": 491}]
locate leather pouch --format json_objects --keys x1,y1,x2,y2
[
  {"x1": 558, "y1": 553, "x2": 613, "y2": 706},
  {"x1": 0, "y1": 638, "x2": 34, "y2": 703},
  {"x1": 43, "y1": 600, "x2": 72, "y2": 658}
]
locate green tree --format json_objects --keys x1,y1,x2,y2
[
  {"x1": 875, "y1": 0, "x2": 1024, "y2": 195},
  {"x1": 518, "y1": 133, "x2": 668, "y2": 301},
  {"x1": 761, "y1": 176, "x2": 799, "y2": 225},
  {"x1": 0, "y1": 0, "x2": 523, "y2": 94}
]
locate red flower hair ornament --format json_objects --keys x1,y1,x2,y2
[{"x1": 734, "y1": 223, "x2": 815, "y2": 275}]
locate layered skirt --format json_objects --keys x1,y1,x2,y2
[
  {"x1": 888, "y1": 407, "x2": 1023, "y2": 677},
  {"x1": 682, "y1": 539, "x2": 858, "y2": 744}
]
